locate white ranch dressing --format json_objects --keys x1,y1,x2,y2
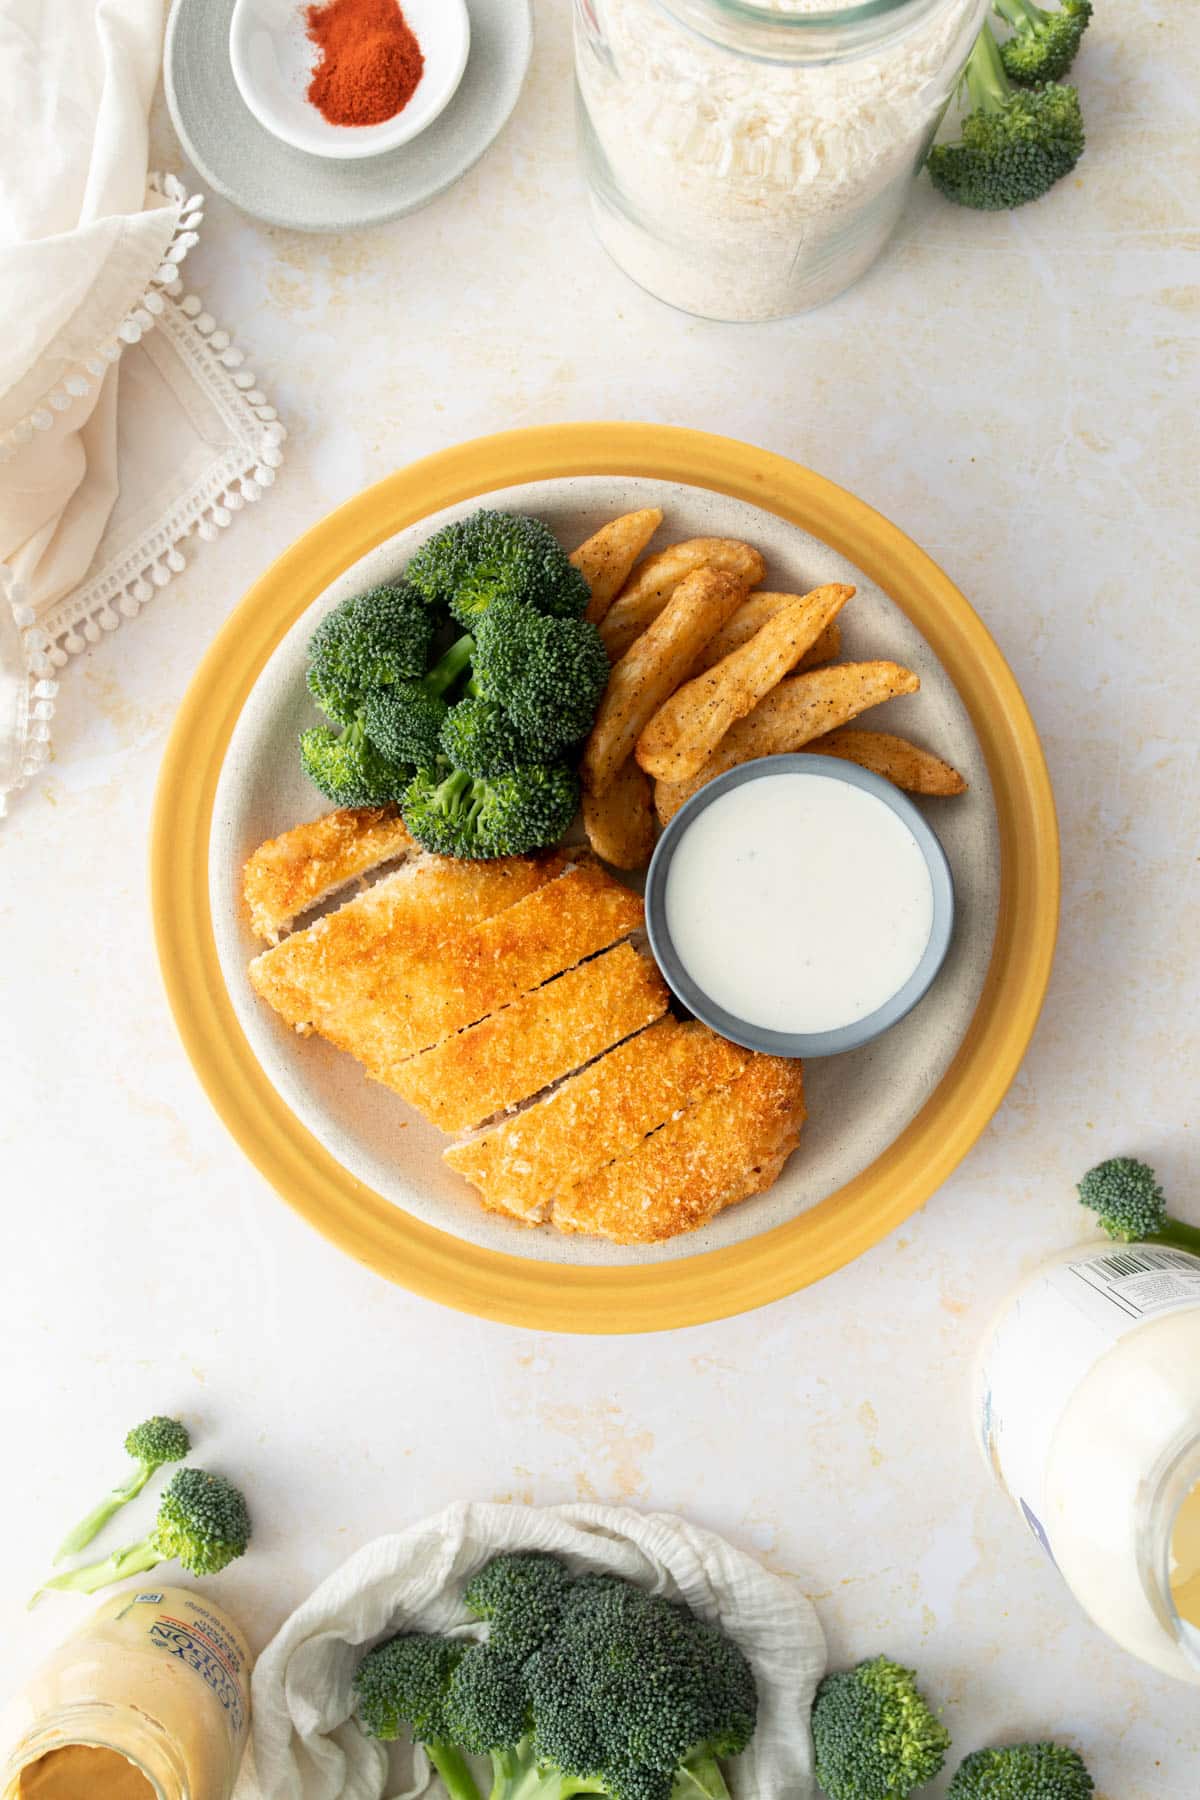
[{"x1": 663, "y1": 772, "x2": 934, "y2": 1034}]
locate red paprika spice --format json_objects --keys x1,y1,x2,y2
[{"x1": 305, "y1": 0, "x2": 424, "y2": 128}]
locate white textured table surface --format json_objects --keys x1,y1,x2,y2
[{"x1": 2, "y1": 4, "x2": 1198, "y2": 1797}]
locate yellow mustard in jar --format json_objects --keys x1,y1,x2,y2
[{"x1": 0, "y1": 1587, "x2": 251, "y2": 1800}]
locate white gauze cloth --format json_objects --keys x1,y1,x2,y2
[
  {"x1": 250, "y1": 1502, "x2": 827, "y2": 1800},
  {"x1": 0, "y1": 0, "x2": 283, "y2": 814}
]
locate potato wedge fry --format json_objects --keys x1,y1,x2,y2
[
  {"x1": 571, "y1": 507, "x2": 664, "y2": 625},
  {"x1": 654, "y1": 660, "x2": 921, "y2": 822},
  {"x1": 689, "y1": 595, "x2": 842, "y2": 678},
  {"x1": 583, "y1": 757, "x2": 657, "y2": 869},
  {"x1": 635, "y1": 583, "x2": 854, "y2": 783},
  {"x1": 600, "y1": 539, "x2": 766, "y2": 660},
  {"x1": 582, "y1": 567, "x2": 749, "y2": 797},
  {"x1": 805, "y1": 728, "x2": 967, "y2": 795}
]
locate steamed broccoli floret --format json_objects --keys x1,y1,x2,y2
[
  {"x1": 464, "y1": 1552, "x2": 576, "y2": 1660},
  {"x1": 473, "y1": 601, "x2": 609, "y2": 756},
  {"x1": 35, "y1": 1468, "x2": 250, "y2": 1603},
  {"x1": 526, "y1": 1572, "x2": 757, "y2": 1800},
  {"x1": 927, "y1": 23, "x2": 1083, "y2": 209},
  {"x1": 300, "y1": 714, "x2": 410, "y2": 806},
  {"x1": 402, "y1": 764, "x2": 579, "y2": 860},
  {"x1": 993, "y1": 0, "x2": 1091, "y2": 84},
  {"x1": 307, "y1": 584, "x2": 436, "y2": 724},
  {"x1": 353, "y1": 1634, "x2": 483, "y2": 1800},
  {"x1": 361, "y1": 634, "x2": 476, "y2": 768},
  {"x1": 1077, "y1": 1156, "x2": 1200, "y2": 1254},
  {"x1": 408, "y1": 511, "x2": 590, "y2": 627},
  {"x1": 947, "y1": 1742, "x2": 1094, "y2": 1799},
  {"x1": 811, "y1": 1656, "x2": 950, "y2": 1800},
  {"x1": 53, "y1": 1416, "x2": 190, "y2": 1564},
  {"x1": 441, "y1": 699, "x2": 544, "y2": 780}
]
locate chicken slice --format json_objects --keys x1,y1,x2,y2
[{"x1": 242, "y1": 807, "x2": 417, "y2": 943}]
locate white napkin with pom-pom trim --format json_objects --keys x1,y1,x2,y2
[
  {"x1": 248, "y1": 1501, "x2": 826, "y2": 1800},
  {"x1": 0, "y1": 0, "x2": 283, "y2": 815}
]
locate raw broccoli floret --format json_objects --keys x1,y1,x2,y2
[
  {"x1": 473, "y1": 601, "x2": 609, "y2": 757},
  {"x1": 53, "y1": 1416, "x2": 190, "y2": 1564},
  {"x1": 34, "y1": 1468, "x2": 250, "y2": 1603},
  {"x1": 407, "y1": 511, "x2": 590, "y2": 627},
  {"x1": 307, "y1": 583, "x2": 436, "y2": 724},
  {"x1": 353, "y1": 1634, "x2": 483, "y2": 1800},
  {"x1": 441, "y1": 699, "x2": 544, "y2": 780},
  {"x1": 525, "y1": 1571, "x2": 757, "y2": 1800},
  {"x1": 993, "y1": 0, "x2": 1091, "y2": 84},
  {"x1": 1077, "y1": 1156, "x2": 1200, "y2": 1255},
  {"x1": 947, "y1": 1742, "x2": 1093, "y2": 1799},
  {"x1": 927, "y1": 23, "x2": 1083, "y2": 209},
  {"x1": 464, "y1": 1552, "x2": 576, "y2": 1660},
  {"x1": 811, "y1": 1656, "x2": 950, "y2": 1800},
  {"x1": 361, "y1": 634, "x2": 476, "y2": 768},
  {"x1": 300, "y1": 714, "x2": 410, "y2": 806},
  {"x1": 402, "y1": 764, "x2": 578, "y2": 860}
]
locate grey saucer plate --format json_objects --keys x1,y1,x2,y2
[
  {"x1": 164, "y1": 0, "x2": 532, "y2": 232},
  {"x1": 645, "y1": 754, "x2": 956, "y2": 1060}
]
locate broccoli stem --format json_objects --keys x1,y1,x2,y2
[
  {"x1": 1153, "y1": 1219, "x2": 1200, "y2": 1259},
  {"x1": 428, "y1": 1744, "x2": 486, "y2": 1800},
  {"x1": 427, "y1": 634, "x2": 476, "y2": 698},
  {"x1": 994, "y1": 0, "x2": 1043, "y2": 29},
  {"x1": 54, "y1": 1465, "x2": 153, "y2": 1564},
  {"x1": 32, "y1": 1537, "x2": 162, "y2": 1607},
  {"x1": 671, "y1": 1753, "x2": 733, "y2": 1800},
  {"x1": 487, "y1": 1746, "x2": 606, "y2": 1800},
  {"x1": 965, "y1": 22, "x2": 1012, "y2": 114}
]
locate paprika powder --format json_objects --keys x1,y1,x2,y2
[{"x1": 306, "y1": 0, "x2": 425, "y2": 128}]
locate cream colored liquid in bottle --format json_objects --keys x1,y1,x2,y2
[{"x1": 1, "y1": 1587, "x2": 251, "y2": 1800}]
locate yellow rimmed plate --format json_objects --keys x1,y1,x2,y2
[{"x1": 152, "y1": 424, "x2": 1058, "y2": 1332}]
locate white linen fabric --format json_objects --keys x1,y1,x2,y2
[
  {"x1": 250, "y1": 1501, "x2": 827, "y2": 1800},
  {"x1": 0, "y1": 0, "x2": 283, "y2": 814}
]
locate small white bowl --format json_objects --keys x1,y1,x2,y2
[{"x1": 229, "y1": 0, "x2": 470, "y2": 161}]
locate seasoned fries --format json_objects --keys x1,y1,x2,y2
[
  {"x1": 635, "y1": 583, "x2": 855, "y2": 784},
  {"x1": 600, "y1": 539, "x2": 766, "y2": 660},
  {"x1": 570, "y1": 508, "x2": 663, "y2": 624},
  {"x1": 805, "y1": 728, "x2": 967, "y2": 795},
  {"x1": 582, "y1": 756, "x2": 657, "y2": 869},
  {"x1": 581, "y1": 567, "x2": 748, "y2": 797},
  {"x1": 654, "y1": 660, "x2": 921, "y2": 822},
  {"x1": 689, "y1": 595, "x2": 842, "y2": 678}
]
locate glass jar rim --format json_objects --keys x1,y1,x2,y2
[{"x1": 648, "y1": 0, "x2": 969, "y2": 62}]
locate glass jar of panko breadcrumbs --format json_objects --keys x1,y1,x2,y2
[
  {"x1": 574, "y1": 0, "x2": 990, "y2": 321},
  {"x1": 0, "y1": 1588, "x2": 252, "y2": 1800}
]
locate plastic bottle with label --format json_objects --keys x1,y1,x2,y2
[
  {"x1": 977, "y1": 1243, "x2": 1200, "y2": 1683},
  {"x1": 0, "y1": 1587, "x2": 251, "y2": 1800}
]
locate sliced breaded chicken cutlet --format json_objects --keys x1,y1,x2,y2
[
  {"x1": 249, "y1": 853, "x2": 645, "y2": 1080},
  {"x1": 388, "y1": 942, "x2": 669, "y2": 1132},
  {"x1": 444, "y1": 1017, "x2": 750, "y2": 1222},
  {"x1": 551, "y1": 1054, "x2": 806, "y2": 1243},
  {"x1": 242, "y1": 806, "x2": 415, "y2": 943}
]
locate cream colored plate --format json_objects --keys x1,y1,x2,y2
[{"x1": 209, "y1": 476, "x2": 999, "y2": 1268}]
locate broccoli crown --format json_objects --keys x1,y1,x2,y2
[
  {"x1": 402, "y1": 764, "x2": 578, "y2": 860},
  {"x1": 465, "y1": 1552, "x2": 576, "y2": 1660},
  {"x1": 125, "y1": 1416, "x2": 190, "y2": 1469},
  {"x1": 947, "y1": 1742, "x2": 1094, "y2": 1799},
  {"x1": 441, "y1": 698, "x2": 544, "y2": 780},
  {"x1": 1077, "y1": 1156, "x2": 1166, "y2": 1242},
  {"x1": 300, "y1": 716, "x2": 410, "y2": 807},
  {"x1": 363, "y1": 684, "x2": 449, "y2": 769},
  {"x1": 442, "y1": 1645, "x2": 531, "y2": 1755},
  {"x1": 152, "y1": 1468, "x2": 251, "y2": 1576},
  {"x1": 473, "y1": 600, "x2": 609, "y2": 755},
  {"x1": 354, "y1": 1632, "x2": 467, "y2": 1743},
  {"x1": 996, "y1": 0, "x2": 1091, "y2": 84},
  {"x1": 407, "y1": 510, "x2": 590, "y2": 627},
  {"x1": 307, "y1": 584, "x2": 435, "y2": 721},
  {"x1": 811, "y1": 1656, "x2": 950, "y2": 1800},
  {"x1": 927, "y1": 24, "x2": 1083, "y2": 210},
  {"x1": 526, "y1": 1576, "x2": 757, "y2": 1800}
]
